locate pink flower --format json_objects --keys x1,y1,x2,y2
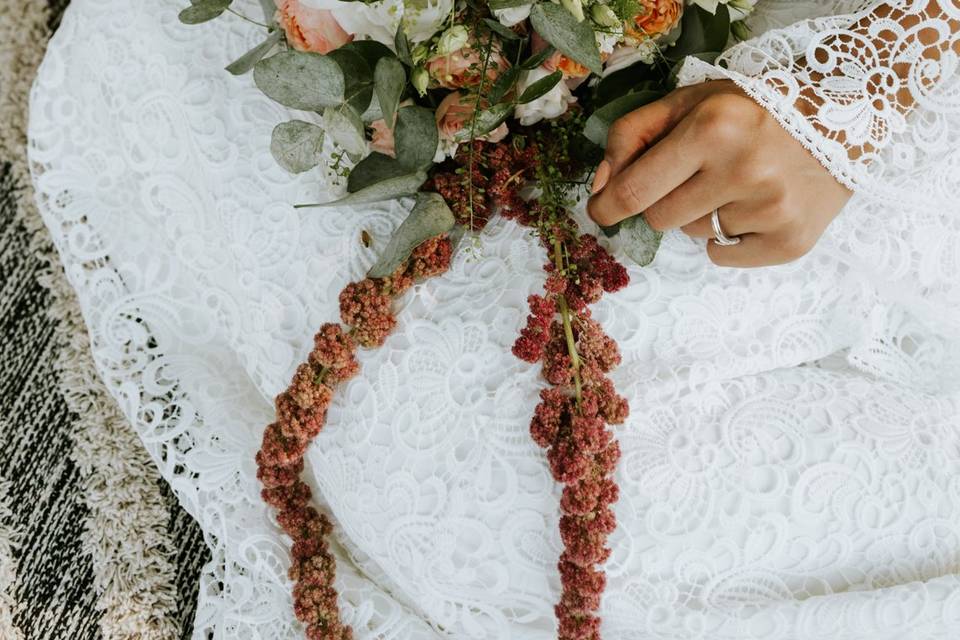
[
  {"x1": 435, "y1": 92, "x2": 509, "y2": 144},
  {"x1": 276, "y1": 0, "x2": 352, "y2": 54},
  {"x1": 369, "y1": 119, "x2": 396, "y2": 157},
  {"x1": 425, "y1": 40, "x2": 508, "y2": 90}
]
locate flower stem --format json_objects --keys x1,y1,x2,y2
[
  {"x1": 227, "y1": 7, "x2": 271, "y2": 29},
  {"x1": 552, "y1": 236, "x2": 582, "y2": 407}
]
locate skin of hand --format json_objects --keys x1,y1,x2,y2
[{"x1": 587, "y1": 80, "x2": 853, "y2": 268}]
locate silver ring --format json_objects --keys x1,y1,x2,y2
[{"x1": 711, "y1": 208, "x2": 741, "y2": 246}]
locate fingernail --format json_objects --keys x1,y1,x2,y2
[{"x1": 591, "y1": 160, "x2": 611, "y2": 194}]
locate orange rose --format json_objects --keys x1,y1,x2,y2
[
  {"x1": 276, "y1": 0, "x2": 352, "y2": 54},
  {"x1": 435, "y1": 92, "x2": 509, "y2": 143},
  {"x1": 425, "y1": 40, "x2": 509, "y2": 90},
  {"x1": 532, "y1": 33, "x2": 590, "y2": 80},
  {"x1": 626, "y1": 0, "x2": 683, "y2": 39}
]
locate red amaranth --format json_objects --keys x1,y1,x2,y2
[
  {"x1": 511, "y1": 198, "x2": 631, "y2": 640},
  {"x1": 256, "y1": 234, "x2": 453, "y2": 639}
]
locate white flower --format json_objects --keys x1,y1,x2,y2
[
  {"x1": 493, "y1": 4, "x2": 532, "y2": 27},
  {"x1": 301, "y1": 0, "x2": 452, "y2": 45},
  {"x1": 436, "y1": 25, "x2": 469, "y2": 56},
  {"x1": 603, "y1": 41, "x2": 658, "y2": 76},
  {"x1": 513, "y1": 66, "x2": 577, "y2": 126},
  {"x1": 301, "y1": 0, "x2": 402, "y2": 46},
  {"x1": 560, "y1": 0, "x2": 585, "y2": 22},
  {"x1": 402, "y1": 0, "x2": 455, "y2": 43},
  {"x1": 690, "y1": 0, "x2": 758, "y2": 21}
]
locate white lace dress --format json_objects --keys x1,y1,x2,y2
[{"x1": 28, "y1": 1, "x2": 960, "y2": 638}]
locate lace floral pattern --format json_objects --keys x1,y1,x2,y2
[{"x1": 28, "y1": 0, "x2": 960, "y2": 638}]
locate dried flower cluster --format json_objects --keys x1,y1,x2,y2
[
  {"x1": 256, "y1": 235, "x2": 453, "y2": 639},
  {"x1": 430, "y1": 140, "x2": 538, "y2": 230},
  {"x1": 505, "y1": 130, "x2": 630, "y2": 636}
]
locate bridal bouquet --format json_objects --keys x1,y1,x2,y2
[{"x1": 180, "y1": 0, "x2": 752, "y2": 637}]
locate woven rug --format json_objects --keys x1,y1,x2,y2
[{"x1": 0, "y1": 1, "x2": 210, "y2": 638}]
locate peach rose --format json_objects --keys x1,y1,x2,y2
[
  {"x1": 626, "y1": 0, "x2": 683, "y2": 39},
  {"x1": 435, "y1": 92, "x2": 509, "y2": 144},
  {"x1": 425, "y1": 40, "x2": 509, "y2": 90},
  {"x1": 369, "y1": 119, "x2": 395, "y2": 157},
  {"x1": 276, "y1": 0, "x2": 352, "y2": 54}
]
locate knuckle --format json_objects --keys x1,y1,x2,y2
[
  {"x1": 693, "y1": 94, "x2": 749, "y2": 144},
  {"x1": 644, "y1": 207, "x2": 670, "y2": 232},
  {"x1": 611, "y1": 179, "x2": 643, "y2": 214}
]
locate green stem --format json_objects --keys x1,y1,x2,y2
[
  {"x1": 552, "y1": 236, "x2": 582, "y2": 407},
  {"x1": 465, "y1": 33, "x2": 495, "y2": 230},
  {"x1": 227, "y1": 7, "x2": 271, "y2": 29}
]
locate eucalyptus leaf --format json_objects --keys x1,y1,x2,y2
[
  {"x1": 343, "y1": 40, "x2": 395, "y2": 69},
  {"x1": 599, "y1": 221, "x2": 622, "y2": 237},
  {"x1": 621, "y1": 215, "x2": 662, "y2": 266},
  {"x1": 594, "y1": 64, "x2": 662, "y2": 105},
  {"x1": 395, "y1": 106, "x2": 439, "y2": 171},
  {"x1": 179, "y1": 0, "x2": 232, "y2": 24},
  {"x1": 360, "y1": 92, "x2": 384, "y2": 123},
  {"x1": 347, "y1": 153, "x2": 410, "y2": 193},
  {"x1": 328, "y1": 48, "x2": 373, "y2": 114},
  {"x1": 583, "y1": 90, "x2": 665, "y2": 147},
  {"x1": 299, "y1": 171, "x2": 427, "y2": 208},
  {"x1": 258, "y1": 0, "x2": 277, "y2": 23},
  {"x1": 529, "y1": 3, "x2": 602, "y2": 75},
  {"x1": 489, "y1": 0, "x2": 533, "y2": 9},
  {"x1": 453, "y1": 103, "x2": 513, "y2": 142},
  {"x1": 368, "y1": 193, "x2": 456, "y2": 278},
  {"x1": 374, "y1": 57, "x2": 406, "y2": 129},
  {"x1": 517, "y1": 69, "x2": 562, "y2": 104},
  {"x1": 521, "y1": 44, "x2": 556, "y2": 70},
  {"x1": 323, "y1": 105, "x2": 366, "y2": 157},
  {"x1": 254, "y1": 51, "x2": 344, "y2": 110},
  {"x1": 488, "y1": 65, "x2": 520, "y2": 103},
  {"x1": 395, "y1": 25, "x2": 413, "y2": 66},
  {"x1": 226, "y1": 29, "x2": 283, "y2": 75},
  {"x1": 668, "y1": 4, "x2": 730, "y2": 60},
  {"x1": 270, "y1": 120, "x2": 325, "y2": 174},
  {"x1": 483, "y1": 17, "x2": 521, "y2": 40}
]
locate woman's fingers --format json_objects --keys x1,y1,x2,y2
[
  {"x1": 680, "y1": 201, "x2": 779, "y2": 238},
  {"x1": 587, "y1": 120, "x2": 704, "y2": 227},
  {"x1": 642, "y1": 171, "x2": 737, "y2": 233},
  {"x1": 707, "y1": 230, "x2": 815, "y2": 267},
  {"x1": 602, "y1": 84, "x2": 716, "y2": 177}
]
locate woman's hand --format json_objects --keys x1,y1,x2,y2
[{"x1": 587, "y1": 80, "x2": 852, "y2": 267}]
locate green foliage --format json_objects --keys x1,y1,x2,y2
[
  {"x1": 583, "y1": 89, "x2": 665, "y2": 147},
  {"x1": 374, "y1": 57, "x2": 406, "y2": 129},
  {"x1": 300, "y1": 172, "x2": 428, "y2": 208},
  {"x1": 226, "y1": 29, "x2": 282, "y2": 75},
  {"x1": 667, "y1": 4, "x2": 730, "y2": 61},
  {"x1": 254, "y1": 51, "x2": 345, "y2": 111},
  {"x1": 453, "y1": 103, "x2": 514, "y2": 142},
  {"x1": 270, "y1": 120, "x2": 325, "y2": 174},
  {"x1": 530, "y1": 3, "x2": 603, "y2": 75},
  {"x1": 178, "y1": 0, "x2": 232, "y2": 24},
  {"x1": 620, "y1": 215, "x2": 662, "y2": 266},
  {"x1": 347, "y1": 153, "x2": 410, "y2": 193},
  {"x1": 395, "y1": 106, "x2": 439, "y2": 171},
  {"x1": 368, "y1": 193, "x2": 456, "y2": 278},
  {"x1": 517, "y1": 70, "x2": 563, "y2": 104}
]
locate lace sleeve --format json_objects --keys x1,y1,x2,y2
[
  {"x1": 676, "y1": 1, "x2": 960, "y2": 386},
  {"x1": 681, "y1": 0, "x2": 960, "y2": 201}
]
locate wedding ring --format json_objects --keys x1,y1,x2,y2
[{"x1": 711, "y1": 208, "x2": 741, "y2": 246}]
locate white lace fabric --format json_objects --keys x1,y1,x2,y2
[{"x1": 27, "y1": 1, "x2": 960, "y2": 639}]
